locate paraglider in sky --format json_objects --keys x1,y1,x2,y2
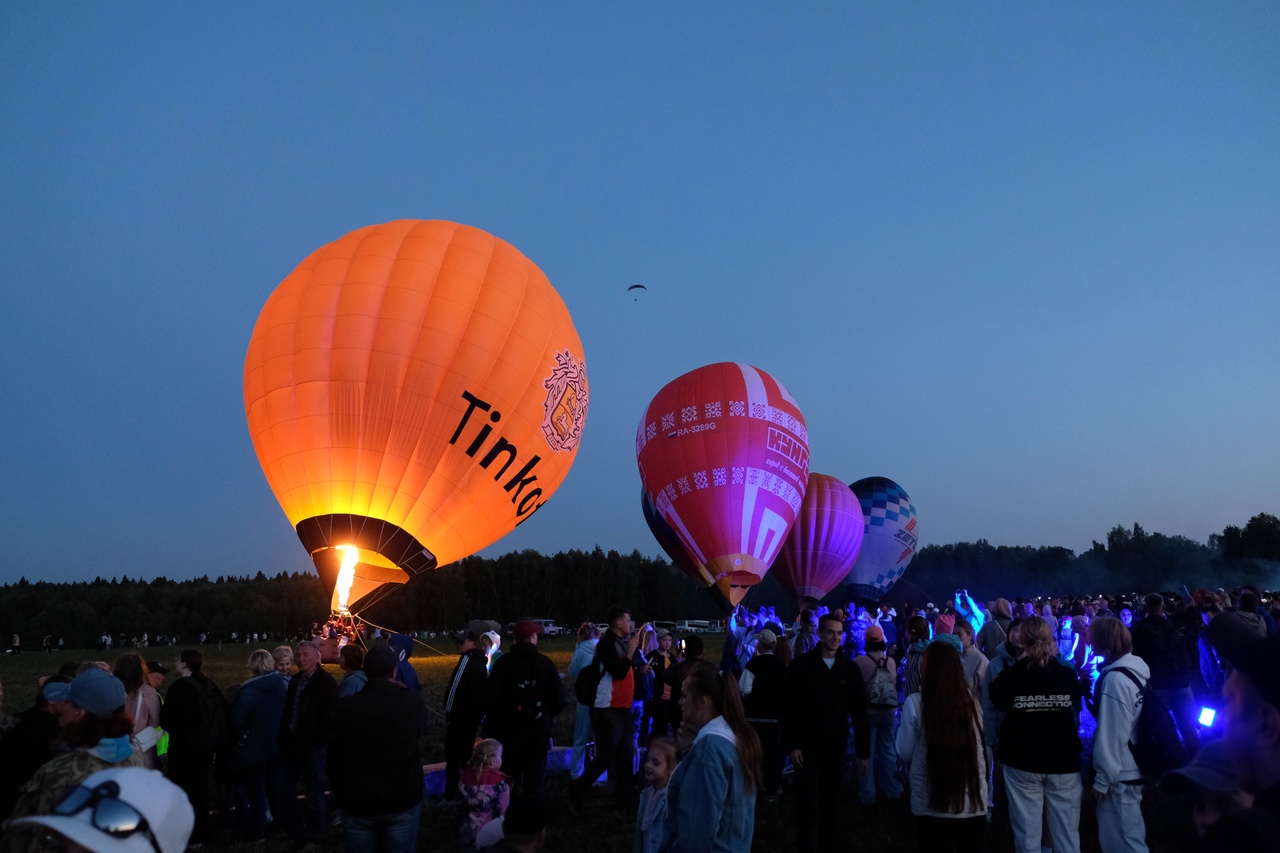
[
  {"x1": 628, "y1": 284, "x2": 647, "y2": 301},
  {"x1": 244, "y1": 219, "x2": 589, "y2": 615},
  {"x1": 843, "y1": 476, "x2": 918, "y2": 603},
  {"x1": 772, "y1": 473, "x2": 865, "y2": 610},
  {"x1": 636, "y1": 362, "x2": 809, "y2": 606},
  {"x1": 641, "y1": 488, "x2": 732, "y2": 612}
]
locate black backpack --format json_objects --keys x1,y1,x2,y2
[
  {"x1": 1105, "y1": 667, "x2": 1188, "y2": 777},
  {"x1": 192, "y1": 677, "x2": 230, "y2": 754},
  {"x1": 574, "y1": 659, "x2": 602, "y2": 706}
]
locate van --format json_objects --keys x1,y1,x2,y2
[{"x1": 516, "y1": 617, "x2": 561, "y2": 637}]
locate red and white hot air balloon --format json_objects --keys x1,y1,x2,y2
[
  {"x1": 772, "y1": 473, "x2": 865, "y2": 610},
  {"x1": 636, "y1": 362, "x2": 809, "y2": 606}
]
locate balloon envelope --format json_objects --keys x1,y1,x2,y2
[
  {"x1": 844, "y1": 476, "x2": 918, "y2": 601},
  {"x1": 641, "y1": 488, "x2": 733, "y2": 613},
  {"x1": 244, "y1": 220, "x2": 589, "y2": 612},
  {"x1": 636, "y1": 362, "x2": 808, "y2": 606},
  {"x1": 773, "y1": 473, "x2": 865, "y2": 606}
]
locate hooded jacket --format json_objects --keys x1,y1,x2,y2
[
  {"x1": 230, "y1": 671, "x2": 287, "y2": 768},
  {"x1": 1091, "y1": 652, "x2": 1150, "y2": 792}
]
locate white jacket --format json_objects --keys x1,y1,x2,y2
[
  {"x1": 1091, "y1": 652, "x2": 1150, "y2": 793},
  {"x1": 896, "y1": 693, "x2": 988, "y2": 818}
]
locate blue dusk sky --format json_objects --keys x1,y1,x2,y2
[{"x1": 2, "y1": 4, "x2": 1277, "y2": 584}]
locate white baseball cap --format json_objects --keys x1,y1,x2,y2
[{"x1": 6, "y1": 766, "x2": 193, "y2": 853}]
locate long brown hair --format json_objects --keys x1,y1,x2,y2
[
  {"x1": 683, "y1": 661, "x2": 763, "y2": 793},
  {"x1": 1019, "y1": 616, "x2": 1059, "y2": 667},
  {"x1": 920, "y1": 642, "x2": 984, "y2": 814}
]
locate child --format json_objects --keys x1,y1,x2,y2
[
  {"x1": 458, "y1": 738, "x2": 510, "y2": 851},
  {"x1": 634, "y1": 737, "x2": 676, "y2": 853}
]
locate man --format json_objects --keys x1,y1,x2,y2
[
  {"x1": 741, "y1": 628, "x2": 787, "y2": 799},
  {"x1": 1132, "y1": 593, "x2": 1202, "y2": 756},
  {"x1": 484, "y1": 619, "x2": 565, "y2": 798},
  {"x1": 1198, "y1": 624, "x2": 1280, "y2": 845},
  {"x1": 785, "y1": 613, "x2": 870, "y2": 852},
  {"x1": 568, "y1": 605, "x2": 642, "y2": 810},
  {"x1": 875, "y1": 602, "x2": 898, "y2": 652},
  {"x1": 160, "y1": 649, "x2": 225, "y2": 843},
  {"x1": 277, "y1": 639, "x2": 337, "y2": 842},
  {"x1": 444, "y1": 627, "x2": 488, "y2": 801},
  {"x1": 328, "y1": 645, "x2": 426, "y2": 852}
]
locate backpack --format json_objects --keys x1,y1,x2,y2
[
  {"x1": 574, "y1": 659, "x2": 602, "y2": 706},
  {"x1": 192, "y1": 677, "x2": 230, "y2": 754},
  {"x1": 1107, "y1": 666, "x2": 1188, "y2": 777},
  {"x1": 866, "y1": 656, "x2": 899, "y2": 708}
]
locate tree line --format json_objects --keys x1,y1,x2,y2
[{"x1": 1, "y1": 514, "x2": 1276, "y2": 649}]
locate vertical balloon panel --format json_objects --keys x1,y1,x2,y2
[
  {"x1": 245, "y1": 220, "x2": 588, "y2": 612},
  {"x1": 844, "y1": 476, "x2": 917, "y2": 602},
  {"x1": 636, "y1": 363, "x2": 808, "y2": 606}
]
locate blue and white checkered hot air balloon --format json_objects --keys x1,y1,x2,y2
[{"x1": 843, "y1": 477, "x2": 918, "y2": 602}]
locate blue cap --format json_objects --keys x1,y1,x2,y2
[{"x1": 43, "y1": 668, "x2": 127, "y2": 718}]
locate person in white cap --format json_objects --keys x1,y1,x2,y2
[{"x1": 4, "y1": 765, "x2": 193, "y2": 853}]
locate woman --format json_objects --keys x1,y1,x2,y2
[
  {"x1": 481, "y1": 630, "x2": 503, "y2": 672},
  {"x1": 337, "y1": 644, "x2": 368, "y2": 697},
  {"x1": 229, "y1": 648, "x2": 287, "y2": 842},
  {"x1": 1057, "y1": 614, "x2": 1079, "y2": 667},
  {"x1": 976, "y1": 598, "x2": 1013, "y2": 660},
  {"x1": 567, "y1": 621, "x2": 600, "y2": 779},
  {"x1": 1089, "y1": 617, "x2": 1149, "y2": 853},
  {"x1": 896, "y1": 641, "x2": 988, "y2": 851},
  {"x1": 904, "y1": 615, "x2": 930, "y2": 695},
  {"x1": 272, "y1": 644, "x2": 294, "y2": 681},
  {"x1": 989, "y1": 616, "x2": 1084, "y2": 853},
  {"x1": 662, "y1": 661, "x2": 761, "y2": 853},
  {"x1": 7, "y1": 668, "x2": 147, "y2": 827},
  {"x1": 113, "y1": 653, "x2": 161, "y2": 767}
]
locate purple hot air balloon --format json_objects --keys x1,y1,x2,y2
[{"x1": 772, "y1": 473, "x2": 865, "y2": 610}]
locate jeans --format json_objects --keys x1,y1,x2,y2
[
  {"x1": 570, "y1": 702, "x2": 593, "y2": 778},
  {"x1": 1154, "y1": 686, "x2": 1202, "y2": 757},
  {"x1": 1096, "y1": 783, "x2": 1147, "y2": 853},
  {"x1": 858, "y1": 709, "x2": 902, "y2": 803},
  {"x1": 341, "y1": 803, "x2": 421, "y2": 853},
  {"x1": 1004, "y1": 766, "x2": 1081, "y2": 853},
  {"x1": 574, "y1": 707, "x2": 634, "y2": 805},
  {"x1": 234, "y1": 762, "x2": 271, "y2": 841},
  {"x1": 280, "y1": 745, "x2": 327, "y2": 841}
]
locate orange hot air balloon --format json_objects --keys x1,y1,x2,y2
[{"x1": 244, "y1": 220, "x2": 589, "y2": 614}]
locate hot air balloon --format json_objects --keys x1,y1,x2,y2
[
  {"x1": 244, "y1": 220, "x2": 589, "y2": 615},
  {"x1": 772, "y1": 473, "x2": 865, "y2": 611},
  {"x1": 636, "y1": 363, "x2": 808, "y2": 606},
  {"x1": 640, "y1": 488, "x2": 733, "y2": 612},
  {"x1": 843, "y1": 477, "x2": 918, "y2": 603}
]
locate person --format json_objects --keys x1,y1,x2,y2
[
  {"x1": 327, "y1": 644, "x2": 426, "y2": 853},
  {"x1": 0, "y1": 674, "x2": 68, "y2": 820},
  {"x1": 160, "y1": 649, "x2": 225, "y2": 844},
  {"x1": 4, "y1": 765, "x2": 194, "y2": 853},
  {"x1": 1087, "y1": 616, "x2": 1149, "y2": 853},
  {"x1": 643, "y1": 629, "x2": 677, "y2": 743},
  {"x1": 982, "y1": 616, "x2": 1024, "y2": 811},
  {"x1": 272, "y1": 645, "x2": 294, "y2": 681},
  {"x1": 785, "y1": 613, "x2": 871, "y2": 852},
  {"x1": 739, "y1": 627, "x2": 786, "y2": 800},
  {"x1": 633, "y1": 736, "x2": 675, "y2": 853},
  {"x1": 876, "y1": 602, "x2": 900, "y2": 653},
  {"x1": 477, "y1": 795, "x2": 546, "y2": 853},
  {"x1": 853, "y1": 623, "x2": 903, "y2": 805},
  {"x1": 954, "y1": 619, "x2": 988, "y2": 705},
  {"x1": 792, "y1": 608, "x2": 818, "y2": 657},
  {"x1": 1196, "y1": 623, "x2": 1280, "y2": 846},
  {"x1": 662, "y1": 634, "x2": 703, "y2": 734},
  {"x1": 566, "y1": 622, "x2": 599, "y2": 779},
  {"x1": 337, "y1": 644, "x2": 368, "y2": 697},
  {"x1": 953, "y1": 589, "x2": 986, "y2": 633},
  {"x1": 459, "y1": 738, "x2": 510, "y2": 852},
  {"x1": 1159, "y1": 740, "x2": 1254, "y2": 838},
  {"x1": 661, "y1": 661, "x2": 760, "y2": 852},
  {"x1": 276, "y1": 639, "x2": 337, "y2": 843},
  {"x1": 445, "y1": 628, "x2": 489, "y2": 801},
  {"x1": 228, "y1": 648, "x2": 287, "y2": 842},
  {"x1": 387, "y1": 633, "x2": 421, "y2": 692},
  {"x1": 481, "y1": 630, "x2": 503, "y2": 671},
  {"x1": 896, "y1": 640, "x2": 988, "y2": 852},
  {"x1": 111, "y1": 655, "x2": 161, "y2": 768},
  {"x1": 1132, "y1": 593, "x2": 1201, "y2": 756},
  {"x1": 568, "y1": 605, "x2": 641, "y2": 811},
  {"x1": 989, "y1": 615, "x2": 1084, "y2": 853},
  {"x1": 483, "y1": 619, "x2": 565, "y2": 799}
]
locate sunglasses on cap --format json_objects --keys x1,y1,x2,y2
[{"x1": 55, "y1": 779, "x2": 163, "y2": 853}]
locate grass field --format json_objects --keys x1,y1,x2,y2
[{"x1": 1, "y1": 638, "x2": 1200, "y2": 852}]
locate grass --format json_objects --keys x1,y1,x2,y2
[{"x1": 1, "y1": 639, "x2": 1200, "y2": 852}]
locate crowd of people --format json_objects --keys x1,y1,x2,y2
[{"x1": 0, "y1": 585, "x2": 1276, "y2": 852}]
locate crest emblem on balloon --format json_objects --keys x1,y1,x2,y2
[
  {"x1": 244, "y1": 220, "x2": 588, "y2": 614},
  {"x1": 637, "y1": 362, "x2": 808, "y2": 606}
]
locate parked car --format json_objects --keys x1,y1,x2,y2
[{"x1": 515, "y1": 617, "x2": 562, "y2": 636}]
